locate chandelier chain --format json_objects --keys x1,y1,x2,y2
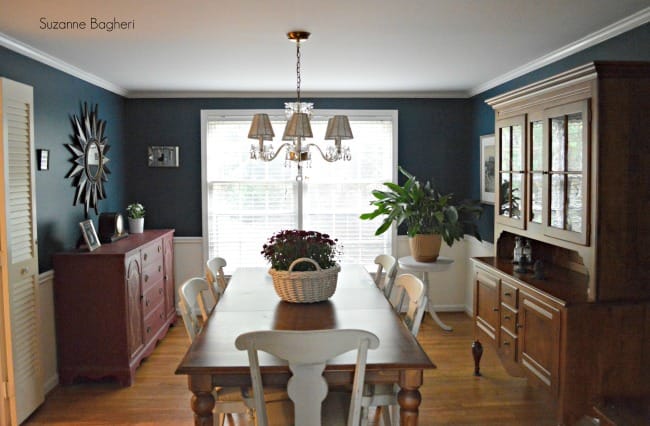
[{"x1": 296, "y1": 40, "x2": 301, "y2": 104}]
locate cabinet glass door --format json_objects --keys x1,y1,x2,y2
[
  {"x1": 496, "y1": 116, "x2": 526, "y2": 229},
  {"x1": 528, "y1": 112, "x2": 544, "y2": 229},
  {"x1": 543, "y1": 100, "x2": 590, "y2": 245}
]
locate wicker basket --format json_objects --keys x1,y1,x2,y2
[{"x1": 269, "y1": 258, "x2": 340, "y2": 303}]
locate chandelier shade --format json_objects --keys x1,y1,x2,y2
[
  {"x1": 284, "y1": 112, "x2": 313, "y2": 138},
  {"x1": 325, "y1": 115, "x2": 353, "y2": 141},
  {"x1": 248, "y1": 113, "x2": 275, "y2": 140}
]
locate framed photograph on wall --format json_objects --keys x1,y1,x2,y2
[
  {"x1": 79, "y1": 220, "x2": 101, "y2": 251},
  {"x1": 480, "y1": 134, "x2": 495, "y2": 204}
]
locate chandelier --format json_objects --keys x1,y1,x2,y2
[{"x1": 248, "y1": 31, "x2": 353, "y2": 166}]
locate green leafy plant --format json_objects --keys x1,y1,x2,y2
[
  {"x1": 360, "y1": 167, "x2": 482, "y2": 246},
  {"x1": 261, "y1": 229, "x2": 341, "y2": 271},
  {"x1": 126, "y1": 202, "x2": 146, "y2": 219}
]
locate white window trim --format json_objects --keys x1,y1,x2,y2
[{"x1": 200, "y1": 108, "x2": 398, "y2": 267}]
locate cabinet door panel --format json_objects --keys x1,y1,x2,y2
[
  {"x1": 519, "y1": 293, "x2": 560, "y2": 396},
  {"x1": 543, "y1": 100, "x2": 590, "y2": 245},
  {"x1": 496, "y1": 116, "x2": 526, "y2": 229},
  {"x1": 126, "y1": 255, "x2": 144, "y2": 359},
  {"x1": 475, "y1": 271, "x2": 499, "y2": 341}
]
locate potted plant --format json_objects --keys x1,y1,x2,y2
[
  {"x1": 360, "y1": 167, "x2": 482, "y2": 262},
  {"x1": 126, "y1": 202, "x2": 146, "y2": 234},
  {"x1": 261, "y1": 229, "x2": 341, "y2": 303}
]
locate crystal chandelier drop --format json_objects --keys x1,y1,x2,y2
[{"x1": 248, "y1": 31, "x2": 353, "y2": 166}]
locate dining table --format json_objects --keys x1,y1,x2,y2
[{"x1": 175, "y1": 264, "x2": 436, "y2": 425}]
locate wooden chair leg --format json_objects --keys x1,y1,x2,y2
[{"x1": 381, "y1": 405, "x2": 392, "y2": 426}]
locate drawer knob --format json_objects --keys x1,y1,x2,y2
[
  {"x1": 146, "y1": 326, "x2": 151, "y2": 334},
  {"x1": 504, "y1": 292, "x2": 512, "y2": 296},
  {"x1": 503, "y1": 341, "x2": 510, "y2": 346},
  {"x1": 145, "y1": 299, "x2": 149, "y2": 307},
  {"x1": 159, "y1": 287, "x2": 163, "y2": 295},
  {"x1": 143, "y1": 253, "x2": 148, "y2": 261},
  {"x1": 504, "y1": 315, "x2": 511, "y2": 320},
  {"x1": 144, "y1": 275, "x2": 149, "y2": 282},
  {"x1": 517, "y1": 324, "x2": 523, "y2": 329},
  {"x1": 158, "y1": 246, "x2": 161, "y2": 253},
  {"x1": 158, "y1": 265, "x2": 162, "y2": 272},
  {"x1": 493, "y1": 308, "x2": 499, "y2": 312}
]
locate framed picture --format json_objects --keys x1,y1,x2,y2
[
  {"x1": 480, "y1": 134, "x2": 496, "y2": 204},
  {"x1": 79, "y1": 220, "x2": 101, "y2": 251}
]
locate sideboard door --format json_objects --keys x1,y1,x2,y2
[{"x1": 126, "y1": 254, "x2": 144, "y2": 359}]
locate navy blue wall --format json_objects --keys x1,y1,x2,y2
[
  {"x1": 0, "y1": 46, "x2": 126, "y2": 271},
  {"x1": 469, "y1": 23, "x2": 650, "y2": 243},
  {"x1": 124, "y1": 98, "x2": 472, "y2": 236}
]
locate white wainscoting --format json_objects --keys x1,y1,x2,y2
[{"x1": 38, "y1": 234, "x2": 493, "y2": 394}]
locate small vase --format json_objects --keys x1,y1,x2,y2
[{"x1": 129, "y1": 217, "x2": 144, "y2": 234}]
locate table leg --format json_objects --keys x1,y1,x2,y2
[
  {"x1": 397, "y1": 369, "x2": 423, "y2": 425},
  {"x1": 188, "y1": 375, "x2": 214, "y2": 426},
  {"x1": 421, "y1": 272, "x2": 453, "y2": 331}
]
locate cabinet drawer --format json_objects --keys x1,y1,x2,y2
[
  {"x1": 143, "y1": 302, "x2": 166, "y2": 342},
  {"x1": 142, "y1": 262, "x2": 163, "y2": 291},
  {"x1": 499, "y1": 328, "x2": 518, "y2": 363},
  {"x1": 142, "y1": 279, "x2": 165, "y2": 318},
  {"x1": 141, "y1": 240, "x2": 163, "y2": 267},
  {"x1": 500, "y1": 303, "x2": 518, "y2": 334},
  {"x1": 501, "y1": 280, "x2": 518, "y2": 308}
]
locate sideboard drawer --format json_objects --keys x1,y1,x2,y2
[
  {"x1": 142, "y1": 279, "x2": 165, "y2": 318},
  {"x1": 141, "y1": 241, "x2": 163, "y2": 267},
  {"x1": 500, "y1": 303, "x2": 518, "y2": 335},
  {"x1": 501, "y1": 280, "x2": 518, "y2": 308},
  {"x1": 142, "y1": 262, "x2": 163, "y2": 291},
  {"x1": 143, "y1": 302, "x2": 166, "y2": 341}
]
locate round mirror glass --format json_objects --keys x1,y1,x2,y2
[{"x1": 85, "y1": 139, "x2": 102, "y2": 182}]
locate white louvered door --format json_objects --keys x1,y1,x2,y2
[{"x1": 0, "y1": 77, "x2": 42, "y2": 425}]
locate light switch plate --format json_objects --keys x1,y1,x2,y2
[{"x1": 148, "y1": 146, "x2": 179, "y2": 167}]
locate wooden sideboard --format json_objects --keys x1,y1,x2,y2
[
  {"x1": 53, "y1": 229, "x2": 175, "y2": 386},
  {"x1": 472, "y1": 62, "x2": 650, "y2": 425}
]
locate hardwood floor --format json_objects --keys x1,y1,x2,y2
[{"x1": 24, "y1": 313, "x2": 557, "y2": 425}]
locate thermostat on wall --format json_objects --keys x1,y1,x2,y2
[{"x1": 148, "y1": 146, "x2": 179, "y2": 167}]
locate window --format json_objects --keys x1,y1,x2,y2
[{"x1": 201, "y1": 109, "x2": 397, "y2": 271}]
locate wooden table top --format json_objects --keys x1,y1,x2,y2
[{"x1": 176, "y1": 265, "x2": 435, "y2": 375}]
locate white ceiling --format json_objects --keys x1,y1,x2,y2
[{"x1": 0, "y1": 0, "x2": 648, "y2": 97}]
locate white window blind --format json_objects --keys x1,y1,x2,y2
[{"x1": 202, "y1": 110, "x2": 396, "y2": 271}]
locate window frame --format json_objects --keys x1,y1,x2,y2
[{"x1": 200, "y1": 108, "x2": 398, "y2": 269}]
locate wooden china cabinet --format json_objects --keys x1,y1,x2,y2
[
  {"x1": 53, "y1": 229, "x2": 175, "y2": 386},
  {"x1": 471, "y1": 62, "x2": 650, "y2": 425}
]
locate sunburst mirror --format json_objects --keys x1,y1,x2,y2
[{"x1": 66, "y1": 103, "x2": 111, "y2": 217}]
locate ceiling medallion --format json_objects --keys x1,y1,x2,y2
[{"x1": 66, "y1": 103, "x2": 111, "y2": 217}]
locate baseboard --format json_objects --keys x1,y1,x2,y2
[
  {"x1": 430, "y1": 304, "x2": 466, "y2": 312},
  {"x1": 43, "y1": 374, "x2": 59, "y2": 395}
]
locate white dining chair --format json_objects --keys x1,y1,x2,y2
[
  {"x1": 366, "y1": 273, "x2": 428, "y2": 425},
  {"x1": 235, "y1": 329, "x2": 380, "y2": 426},
  {"x1": 206, "y1": 256, "x2": 229, "y2": 302},
  {"x1": 179, "y1": 277, "x2": 221, "y2": 325},
  {"x1": 178, "y1": 277, "x2": 288, "y2": 425},
  {"x1": 373, "y1": 254, "x2": 397, "y2": 301}
]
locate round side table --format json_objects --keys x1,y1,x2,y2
[{"x1": 398, "y1": 255, "x2": 454, "y2": 331}]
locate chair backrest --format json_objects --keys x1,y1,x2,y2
[
  {"x1": 235, "y1": 329, "x2": 380, "y2": 426},
  {"x1": 374, "y1": 254, "x2": 397, "y2": 299},
  {"x1": 178, "y1": 277, "x2": 216, "y2": 341},
  {"x1": 393, "y1": 274, "x2": 427, "y2": 336},
  {"x1": 206, "y1": 256, "x2": 228, "y2": 298}
]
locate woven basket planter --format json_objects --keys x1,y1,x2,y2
[{"x1": 269, "y1": 258, "x2": 340, "y2": 303}]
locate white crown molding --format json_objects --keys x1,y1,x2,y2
[
  {"x1": 0, "y1": 31, "x2": 128, "y2": 96},
  {"x1": 468, "y1": 7, "x2": 650, "y2": 97},
  {"x1": 125, "y1": 90, "x2": 468, "y2": 99}
]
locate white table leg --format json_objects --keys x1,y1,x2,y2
[{"x1": 421, "y1": 272, "x2": 453, "y2": 332}]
